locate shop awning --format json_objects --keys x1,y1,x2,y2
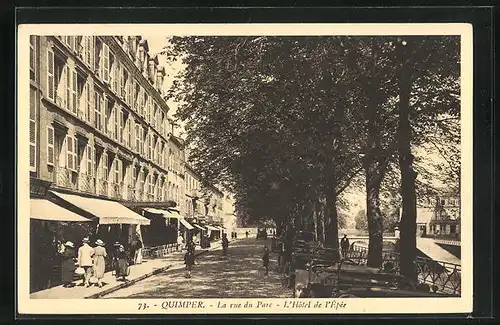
[
  {"x1": 205, "y1": 225, "x2": 219, "y2": 231},
  {"x1": 144, "y1": 208, "x2": 183, "y2": 219},
  {"x1": 30, "y1": 199, "x2": 91, "y2": 222},
  {"x1": 179, "y1": 218, "x2": 194, "y2": 230},
  {"x1": 193, "y1": 224, "x2": 206, "y2": 231},
  {"x1": 50, "y1": 191, "x2": 150, "y2": 225}
]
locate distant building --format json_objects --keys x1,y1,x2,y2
[{"x1": 401, "y1": 195, "x2": 460, "y2": 239}]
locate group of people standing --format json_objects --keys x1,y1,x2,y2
[{"x1": 59, "y1": 237, "x2": 140, "y2": 288}]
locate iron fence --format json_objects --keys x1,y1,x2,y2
[
  {"x1": 142, "y1": 243, "x2": 181, "y2": 259},
  {"x1": 348, "y1": 244, "x2": 461, "y2": 296}
]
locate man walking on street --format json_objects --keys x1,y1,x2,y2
[
  {"x1": 340, "y1": 234, "x2": 350, "y2": 259},
  {"x1": 262, "y1": 245, "x2": 270, "y2": 275},
  {"x1": 77, "y1": 237, "x2": 93, "y2": 287},
  {"x1": 221, "y1": 233, "x2": 229, "y2": 255}
]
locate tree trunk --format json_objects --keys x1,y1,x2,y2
[
  {"x1": 397, "y1": 42, "x2": 417, "y2": 281},
  {"x1": 315, "y1": 199, "x2": 325, "y2": 244},
  {"x1": 323, "y1": 183, "x2": 340, "y2": 259},
  {"x1": 365, "y1": 163, "x2": 384, "y2": 268}
]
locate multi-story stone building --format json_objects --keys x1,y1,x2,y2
[{"x1": 29, "y1": 35, "x2": 180, "y2": 207}]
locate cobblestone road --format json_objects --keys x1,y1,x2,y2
[{"x1": 104, "y1": 238, "x2": 292, "y2": 298}]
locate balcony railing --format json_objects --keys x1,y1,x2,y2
[
  {"x1": 78, "y1": 173, "x2": 95, "y2": 194},
  {"x1": 55, "y1": 166, "x2": 78, "y2": 190},
  {"x1": 96, "y1": 179, "x2": 109, "y2": 196},
  {"x1": 109, "y1": 182, "x2": 123, "y2": 200},
  {"x1": 125, "y1": 186, "x2": 136, "y2": 201}
]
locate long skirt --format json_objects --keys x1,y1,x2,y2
[
  {"x1": 93, "y1": 255, "x2": 106, "y2": 279},
  {"x1": 117, "y1": 258, "x2": 128, "y2": 277},
  {"x1": 61, "y1": 259, "x2": 75, "y2": 283},
  {"x1": 134, "y1": 248, "x2": 143, "y2": 264}
]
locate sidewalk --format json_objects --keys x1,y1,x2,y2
[{"x1": 30, "y1": 243, "x2": 222, "y2": 299}]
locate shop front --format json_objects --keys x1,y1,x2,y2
[
  {"x1": 30, "y1": 198, "x2": 94, "y2": 293},
  {"x1": 49, "y1": 191, "x2": 150, "y2": 272}
]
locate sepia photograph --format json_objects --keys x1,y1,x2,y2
[{"x1": 17, "y1": 23, "x2": 472, "y2": 314}]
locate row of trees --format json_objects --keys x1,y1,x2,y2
[{"x1": 162, "y1": 36, "x2": 460, "y2": 279}]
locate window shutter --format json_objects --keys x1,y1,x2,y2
[
  {"x1": 66, "y1": 136, "x2": 73, "y2": 170},
  {"x1": 29, "y1": 88, "x2": 37, "y2": 170},
  {"x1": 47, "y1": 126, "x2": 55, "y2": 166},
  {"x1": 47, "y1": 49, "x2": 55, "y2": 100},
  {"x1": 71, "y1": 69, "x2": 77, "y2": 114},
  {"x1": 86, "y1": 80, "x2": 92, "y2": 124},
  {"x1": 103, "y1": 152, "x2": 108, "y2": 181},
  {"x1": 72, "y1": 137, "x2": 78, "y2": 172},
  {"x1": 87, "y1": 145, "x2": 92, "y2": 176},
  {"x1": 103, "y1": 43, "x2": 109, "y2": 82}
]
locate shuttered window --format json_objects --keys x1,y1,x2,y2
[
  {"x1": 94, "y1": 90, "x2": 102, "y2": 130},
  {"x1": 29, "y1": 87, "x2": 37, "y2": 171},
  {"x1": 47, "y1": 49, "x2": 55, "y2": 100},
  {"x1": 47, "y1": 126, "x2": 55, "y2": 166},
  {"x1": 66, "y1": 135, "x2": 77, "y2": 172}
]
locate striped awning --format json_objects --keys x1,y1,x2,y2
[
  {"x1": 193, "y1": 224, "x2": 206, "y2": 231},
  {"x1": 51, "y1": 191, "x2": 150, "y2": 225},
  {"x1": 144, "y1": 208, "x2": 183, "y2": 219},
  {"x1": 30, "y1": 199, "x2": 91, "y2": 222},
  {"x1": 205, "y1": 225, "x2": 219, "y2": 231},
  {"x1": 179, "y1": 218, "x2": 194, "y2": 230}
]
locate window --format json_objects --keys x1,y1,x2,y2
[
  {"x1": 84, "y1": 36, "x2": 94, "y2": 68},
  {"x1": 30, "y1": 36, "x2": 36, "y2": 81},
  {"x1": 29, "y1": 87, "x2": 37, "y2": 171},
  {"x1": 66, "y1": 135, "x2": 77, "y2": 172},
  {"x1": 144, "y1": 94, "x2": 150, "y2": 122},
  {"x1": 76, "y1": 73, "x2": 85, "y2": 119},
  {"x1": 47, "y1": 126, "x2": 55, "y2": 166},
  {"x1": 110, "y1": 54, "x2": 118, "y2": 92}
]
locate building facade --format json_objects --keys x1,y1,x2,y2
[
  {"x1": 29, "y1": 35, "x2": 182, "y2": 206},
  {"x1": 411, "y1": 195, "x2": 461, "y2": 239}
]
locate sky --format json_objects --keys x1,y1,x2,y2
[{"x1": 145, "y1": 35, "x2": 186, "y2": 134}]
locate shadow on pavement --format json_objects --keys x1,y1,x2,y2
[{"x1": 108, "y1": 238, "x2": 291, "y2": 298}]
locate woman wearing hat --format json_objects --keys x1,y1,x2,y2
[
  {"x1": 60, "y1": 241, "x2": 76, "y2": 288},
  {"x1": 93, "y1": 239, "x2": 107, "y2": 288}
]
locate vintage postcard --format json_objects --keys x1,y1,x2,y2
[{"x1": 17, "y1": 23, "x2": 472, "y2": 315}]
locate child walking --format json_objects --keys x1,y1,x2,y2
[
  {"x1": 262, "y1": 245, "x2": 270, "y2": 275},
  {"x1": 184, "y1": 250, "x2": 195, "y2": 278}
]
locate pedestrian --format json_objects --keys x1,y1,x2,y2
[
  {"x1": 340, "y1": 234, "x2": 350, "y2": 258},
  {"x1": 234, "y1": 231, "x2": 237, "y2": 239},
  {"x1": 134, "y1": 239, "x2": 143, "y2": 265},
  {"x1": 93, "y1": 239, "x2": 107, "y2": 287},
  {"x1": 184, "y1": 250, "x2": 195, "y2": 278},
  {"x1": 77, "y1": 237, "x2": 94, "y2": 287},
  {"x1": 60, "y1": 241, "x2": 76, "y2": 288},
  {"x1": 116, "y1": 244, "x2": 129, "y2": 282},
  {"x1": 112, "y1": 242, "x2": 121, "y2": 279},
  {"x1": 177, "y1": 234, "x2": 184, "y2": 250},
  {"x1": 262, "y1": 245, "x2": 270, "y2": 275},
  {"x1": 186, "y1": 238, "x2": 195, "y2": 255},
  {"x1": 221, "y1": 233, "x2": 229, "y2": 255}
]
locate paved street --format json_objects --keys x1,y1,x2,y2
[{"x1": 104, "y1": 238, "x2": 292, "y2": 298}]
